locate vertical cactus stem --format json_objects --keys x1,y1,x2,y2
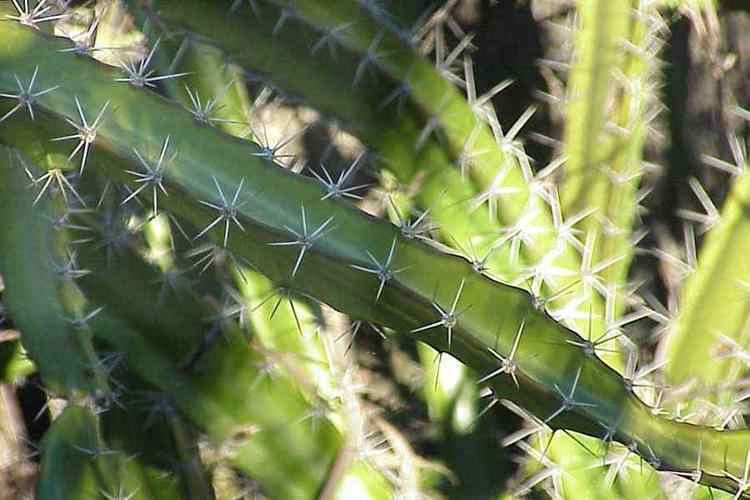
[
  {"x1": 665, "y1": 145, "x2": 750, "y2": 390},
  {"x1": 0, "y1": 145, "x2": 105, "y2": 395},
  {"x1": 560, "y1": 0, "x2": 660, "y2": 304}
]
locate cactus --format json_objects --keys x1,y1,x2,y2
[{"x1": 1, "y1": 1, "x2": 749, "y2": 498}]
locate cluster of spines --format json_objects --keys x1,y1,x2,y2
[
  {"x1": 2, "y1": 1, "x2": 750, "y2": 498},
  {"x1": 1, "y1": 4, "x2": 434, "y2": 496}
]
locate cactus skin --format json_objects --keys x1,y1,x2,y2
[
  {"x1": 2, "y1": 13, "x2": 750, "y2": 497},
  {"x1": 37, "y1": 406, "x2": 181, "y2": 500},
  {"x1": 141, "y1": 0, "x2": 523, "y2": 281},
  {"x1": 541, "y1": 0, "x2": 662, "y2": 496},
  {"x1": 560, "y1": 0, "x2": 656, "y2": 291},
  {"x1": 0, "y1": 146, "x2": 100, "y2": 395},
  {"x1": 665, "y1": 168, "x2": 750, "y2": 389}
]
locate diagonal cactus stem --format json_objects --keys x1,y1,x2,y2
[
  {"x1": 1, "y1": 10, "x2": 750, "y2": 497},
  {"x1": 138, "y1": 0, "x2": 525, "y2": 282}
]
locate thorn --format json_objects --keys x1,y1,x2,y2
[
  {"x1": 477, "y1": 320, "x2": 525, "y2": 387},
  {"x1": 311, "y1": 23, "x2": 354, "y2": 59},
  {"x1": 268, "y1": 205, "x2": 335, "y2": 278},
  {"x1": 114, "y1": 38, "x2": 189, "y2": 88},
  {"x1": 28, "y1": 167, "x2": 86, "y2": 208},
  {"x1": 676, "y1": 177, "x2": 719, "y2": 233},
  {"x1": 353, "y1": 31, "x2": 387, "y2": 86},
  {"x1": 0, "y1": 66, "x2": 59, "y2": 124},
  {"x1": 350, "y1": 236, "x2": 407, "y2": 302},
  {"x1": 724, "y1": 450, "x2": 750, "y2": 499},
  {"x1": 565, "y1": 303, "x2": 621, "y2": 357},
  {"x1": 184, "y1": 82, "x2": 246, "y2": 128},
  {"x1": 6, "y1": 0, "x2": 67, "y2": 29},
  {"x1": 448, "y1": 234, "x2": 499, "y2": 275},
  {"x1": 308, "y1": 153, "x2": 370, "y2": 201},
  {"x1": 411, "y1": 278, "x2": 467, "y2": 349},
  {"x1": 100, "y1": 483, "x2": 140, "y2": 500},
  {"x1": 250, "y1": 122, "x2": 307, "y2": 164},
  {"x1": 545, "y1": 366, "x2": 596, "y2": 424},
  {"x1": 272, "y1": 7, "x2": 295, "y2": 36},
  {"x1": 415, "y1": 94, "x2": 450, "y2": 151},
  {"x1": 387, "y1": 196, "x2": 434, "y2": 240},
  {"x1": 185, "y1": 242, "x2": 249, "y2": 277},
  {"x1": 122, "y1": 135, "x2": 174, "y2": 217},
  {"x1": 51, "y1": 97, "x2": 110, "y2": 175},
  {"x1": 431, "y1": 350, "x2": 447, "y2": 392},
  {"x1": 65, "y1": 306, "x2": 104, "y2": 330},
  {"x1": 194, "y1": 176, "x2": 249, "y2": 247}
]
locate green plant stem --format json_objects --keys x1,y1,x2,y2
[{"x1": 0, "y1": 18, "x2": 748, "y2": 495}]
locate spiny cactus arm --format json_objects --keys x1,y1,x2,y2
[
  {"x1": 70, "y1": 176, "x2": 390, "y2": 497},
  {"x1": 75, "y1": 240, "x2": 349, "y2": 500},
  {"x1": 0, "y1": 146, "x2": 107, "y2": 395},
  {"x1": 560, "y1": 0, "x2": 635, "y2": 209},
  {"x1": 132, "y1": 7, "x2": 620, "y2": 494},
  {"x1": 1, "y1": 20, "x2": 750, "y2": 496},
  {"x1": 255, "y1": 0, "x2": 581, "y2": 264},
  {"x1": 0, "y1": 138, "x2": 346, "y2": 498},
  {"x1": 142, "y1": 0, "x2": 616, "y2": 373},
  {"x1": 163, "y1": 46, "x2": 396, "y2": 497},
  {"x1": 164, "y1": 40, "x2": 365, "y2": 486},
  {"x1": 542, "y1": 1, "x2": 662, "y2": 495},
  {"x1": 664, "y1": 165, "x2": 750, "y2": 388},
  {"x1": 38, "y1": 405, "x2": 184, "y2": 500},
  {"x1": 141, "y1": 0, "x2": 522, "y2": 280},
  {"x1": 0, "y1": 144, "x2": 215, "y2": 499},
  {"x1": 560, "y1": 0, "x2": 657, "y2": 289}
]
